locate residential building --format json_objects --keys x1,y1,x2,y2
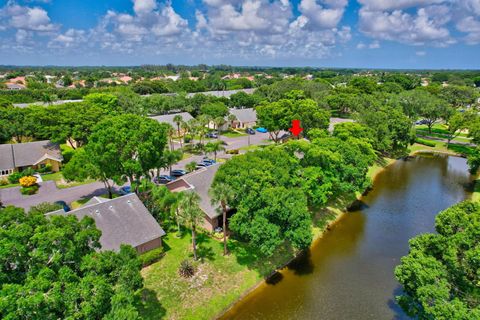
[
  {"x1": 150, "y1": 112, "x2": 194, "y2": 129},
  {"x1": 229, "y1": 108, "x2": 257, "y2": 129},
  {"x1": 167, "y1": 164, "x2": 222, "y2": 231},
  {"x1": 0, "y1": 140, "x2": 62, "y2": 177},
  {"x1": 47, "y1": 193, "x2": 166, "y2": 253}
]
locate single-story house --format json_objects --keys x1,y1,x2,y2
[
  {"x1": 150, "y1": 112, "x2": 194, "y2": 130},
  {"x1": 167, "y1": 164, "x2": 223, "y2": 231},
  {"x1": 0, "y1": 140, "x2": 63, "y2": 178},
  {"x1": 229, "y1": 108, "x2": 257, "y2": 129},
  {"x1": 47, "y1": 193, "x2": 166, "y2": 253},
  {"x1": 6, "y1": 83, "x2": 26, "y2": 90}
]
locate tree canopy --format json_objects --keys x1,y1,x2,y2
[{"x1": 395, "y1": 201, "x2": 480, "y2": 319}]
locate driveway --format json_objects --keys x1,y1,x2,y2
[{"x1": 0, "y1": 180, "x2": 108, "y2": 210}]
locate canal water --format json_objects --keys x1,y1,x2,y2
[{"x1": 220, "y1": 154, "x2": 474, "y2": 320}]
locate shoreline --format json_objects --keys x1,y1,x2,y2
[
  {"x1": 215, "y1": 156, "x2": 398, "y2": 319},
  {"x1": 214, "y1": 149, "x2": 469, "y2": 319}
]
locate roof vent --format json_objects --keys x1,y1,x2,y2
[
  {"x1": 127, "y1": 200, "x2": 131, "y2": 204},
  {"x1": 95, "y1": 209, "x2": 99, "y2": 214},
  {"x1": 109, "y1": 205, "x2": 113, "y2": 210}
]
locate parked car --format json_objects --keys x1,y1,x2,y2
[
  {"x1": 246, "y1": 128, "x2": 256, "y2": 135},
  {"x1": 201, "y1": 158, "x2": 216, "y2": 166},
  {"x1": 171, "y1": 169, "x2": 187, "y2": 177},
  {"x1": 154, "y1": 175, "x2": 175, "y2": 184},
  {"x1": 54, "y1": 200, "x2": 71, "y2": 212},
  {"x1": 415, "y1": 119, "x2": 429, "y2": 125},
  {"x1": 196, "y1": 162, "x2": 208, "y2": 168},
  {"x1": 118, "y1": 185, "x2": 131, "y2": 195},
  {"x1": 206, "y1": 132, "x2": 218, "y2": 139},
  {"x1": 256, "y1": 127, "x2": 268, "y2": 133}
]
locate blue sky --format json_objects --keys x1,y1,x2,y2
[{"x1": 0, "y1": 0, "x2": 479, "y2": 69}]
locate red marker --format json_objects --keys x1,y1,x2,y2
[{"x1": 289, "y1": 119, "x2": 303, "y2": 137}]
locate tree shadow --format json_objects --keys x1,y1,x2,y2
[
  {"x1": 286, "y1": 249, "x2": 314, "y2": 276},
  {"x1": 229, "y1": 239, "x2": 295, "y2": 278},
  {"x1": 137, "y1": 288, "x2": 166, "y2": 320},
  {"x1": 387, "y1": 286, "x2": 409, "y2": 320}
]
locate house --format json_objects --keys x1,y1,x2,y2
[
  {"x1": 0, "y1": 140, "x2": 63, "y2": 178},
  {"x1": 150, "y1": 112, "x2": 194, "y2": 129},
  {"x1": 167, "y1": 164, "x2": 223, "y2": 231},
  {"x1": 47, "y1": 193, "x2": 166, "y2": 253},
  {"x1": 229, "y1": 108, "x2": 257, "y2": 129},
  {"x1": 6, "y1": 83, "x2": 25, "y2": 90}
]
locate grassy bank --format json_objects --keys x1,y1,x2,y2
[{"x1": 137, "y1": 155, "x2": 397, "y2": 320}]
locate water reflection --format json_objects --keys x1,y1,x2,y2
[{"x1": 219, "y1": 155, "x2": 473, "y2": 320}]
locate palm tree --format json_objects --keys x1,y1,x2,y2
[
  {"x1": 186, "y1": 161, "x2": 197, "y2": 173},
  {"x1": 178, "y1": 192, "x2": 204, "y2": 260},
  {"x1": 173, "y1": 115, "x2": 184, "y2": 147},
  {"x1": 167, "y1": 125, "x2": 176, "y2": 151},
  {"x1": 213, "y1": 116, "x2": 226, "y2": 133},
  {"x1": 227, "y1": 114, "x2": 237, "y2": 129},
  {"x1": 209, "y1": 183, "x2": 235, "y2": 255},
  {"x1": 205, "y1": 141, "x2": 225, "y2": 161},
  {"x1": 162, "y1": 149, "x2": 183, "y2": 176}
]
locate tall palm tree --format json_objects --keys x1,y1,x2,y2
[
  {"x1": 209, "y1": 183, "x2": 235, "y2": 255},
  {"x1": 178, "y1": 192, "x2": 204, "y2": 260},
  {"x1": 213, "y1": 116, "x2": 226, "y2": 133},
  {"x1": 205, "y1": 141, "x2": 225, "y2": 161},
  {"x1": 167, "y1": 125, "x2": 176, "y2": 151},
  {"x1": 173, "y1": 115, "x2": 184, "y2": 148},
  {"x1": 162, "y1": 149, "x2": 183, "y2": 176},
  {"x1": 227, "y1": 114, "x2": 237, "y2": 129}
]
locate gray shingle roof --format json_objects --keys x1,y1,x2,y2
[
  {"x1": 47, "y1": 193, "x2": 166, "y2": 252},
  {"x1": 229, "y1": 108, "x2": 257, "y2": 123},
  {"x1": 149, "y1": 112, "x2": 194, "y2": 128},
  {"x1": 173, "y1": 164, "x2": 221, "y2": 219},
  {"x1": 0, "y1": 140, "x2": 62, "y2": 170},
  {"x1": 0, "y1": 144, "x2": 14, "y2": 171}
]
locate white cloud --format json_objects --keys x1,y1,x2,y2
[
  {"x1": 359, "y1": 5, "x2": 454, "y2": 46},
  {"x1": 133, "y1": 0, "x2": 157, "y2": 15},
  {"x1": 416, "y1": 50, "x2": 427, "y2": 56},
  {"x1": 297, "y1": 0, "x2": 347, "y2": 29},
  {"x1": 358, "y1": 0, "x2": 445, "y2": 11},
  {"x1": 3, "y1": 3, "x2": 58, "y2": 32}
]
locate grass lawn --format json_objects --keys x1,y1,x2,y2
[
  {"x1": 410, "y1": 140, "x2": 475, "y2": 156},
  {"x1": 0, "y1": 183, "x2": 19, "y2": 189},
  {"x1": 137, "y1": 233, "x2": 264, "y2": 320},
  {"x1": 221, "y1": 130, "x2": 247, "y2": 138},
  {"x1": 415, "y1": 124, "x2": 469, "y2": 138},
  {"x1": 239, "y1": 144, "x2": 262, "y2": 152}
]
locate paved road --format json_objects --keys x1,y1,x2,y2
[{"x1": 0, "y1": 181, "x2": 108, "y2": 210}]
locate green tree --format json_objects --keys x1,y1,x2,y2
[
  {"x1": 209, "y1": 183, "x2": 235, "y2": 255},
  {"x1": 178, "y1": 192, "x2": 204, "y2": 260},
  {"x1": 186, "y1": 161, "x2": 198, "y2": 173},
  {"x1": 173, "y1": 114, "x2": 184, "y2": 147},
  {"x1": 0, "y1": 206, "x2": 143, "y2": 319},
  {"x1": 84, "y1": 114, "x2": 168, "y2": 194},
  {"x1": 205, "y1": 141, "x2": 225, "y2": 161},
  {"x1": 395, "y1": 201, "x2": 480, "y2": 319},
  {"x1": 200, "y1": 102, "x2": 228, "y2": 118}
]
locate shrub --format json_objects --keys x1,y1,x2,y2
[
  {"x1": 184, "y1": 135, "x2": 193, "y2": 143},
  {"x1": 19, "y1": 176, "x2": 37, "y2": 188},
  {"x1": 139, "y1": 247, "x2": 165, "y2": 267},
  {"x1": 29, "y1": 202, "x2": 63, "y2": 214},
  {"x1": 415, "y1": 138, "x2": 436, "y2": 147},
  {"x1": 20, "y1": 185, "x2": 39, "y2": 195},
  {"x1": 0, "y1": 179, "x2": 8, "y2": 186},
  {"x1": 8, "y1": 172, "x2": 23, "y2": 184},
  {"x1": 178, "y1": 259, "x2": 195, "y2": 278},
  {"x1": 226, "y1": 149, "x2": 239, "y2": 155},
  {"x1": 37, "y1": 164, "x2": 53, "y2": 173}
]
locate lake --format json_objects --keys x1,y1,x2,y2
[{"x1": 219, "y1": 154, "x2": 474, "y2": 320}]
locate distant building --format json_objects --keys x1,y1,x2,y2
[
  {"x1": 167, "y1": 164, "x2": 224, "y2": 231},
  {"x1": 229, "y1": 108, "x2": 257, "y2": 129},
  {"x1": 47, "y1": 193, "x2": 166, "y2": 253},
  {"x1": 0, "y1": 140, "x2": 63, "y2": 177},
  {"x1": 186, "y1": 88, "x2": 255, "y2": 98},
  {"x1": 6, "y1": 83, "x2": 25, "y2": 90}
]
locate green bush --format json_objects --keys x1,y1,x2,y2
[
  {"x1": 226, "y1": 149, "x2": 239, "y2": 155},
  {"x1": 0, "y1": 179, "x2": 8, "y2": 186},
  {"x1": 139, "y1": 247, "x2": 165, "y2": 267},
  {"x1": 20, "y1": 185, "x2": 39, "y2": 195},
  {"x1": 8, "y1": 172, "x2": 23, "y2": 184},
  {"x1": 415, "y1": 138, "x2": 436, "y2": 147},
  {"x1": 37, "y1": 164, "x2": 53, "y2": 173},
  {"x1": 184, "y1": 135, "x2": 192, "y2": 143}
]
